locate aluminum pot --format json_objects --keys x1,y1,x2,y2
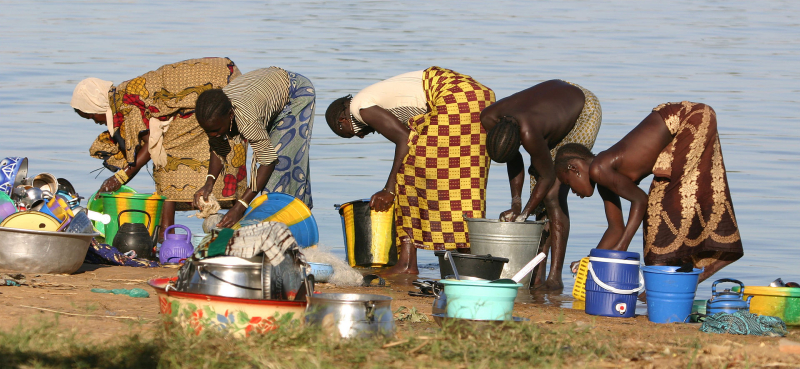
[
  {"x1": 175, "y1": 251, "x2": 305, "y2": 300},
  {"x1": 465, "y1": 217, "x2": 547, "y2": 288},
  {"x1": 305, "y1": 293, "x2": 395, "y2": 338}
]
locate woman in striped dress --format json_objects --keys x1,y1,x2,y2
[
  {"x1": 195, "y1": 67, "x2": 315, "y2": 228},
  {"x1": 325, "y1": 67, "x2": 495, "y2": 275}
]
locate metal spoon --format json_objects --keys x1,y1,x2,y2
[
  {"x1": 490, "y1": 252, "x2": 547, "y2": 284},
  {"x1": 444, "y1": 251, "x2": 460, "y2": 280}
]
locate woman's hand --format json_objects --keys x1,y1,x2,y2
[
  {"x1": 193, "y1": 183, "x2": 214, "y2": 209},
  {"x1": 570, "y1": 260, "x2": 581, "y2": 274},
  {"x1": 99, "y1": 176, "x2": 122, "y2": 193},
  {"x1": 216, "y1": 203, "x2": 246, "y2": 228},
  {"x1": 369, "y1": 189, "x2": 395, "y2": 212}
]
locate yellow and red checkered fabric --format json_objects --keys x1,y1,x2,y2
[{"x1": 394, "y1": 66, "x2": 495, "y2": 251}]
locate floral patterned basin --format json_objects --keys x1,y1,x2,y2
[{"x1": 148, "y1": 277, "x2": 307, "y2": 337}]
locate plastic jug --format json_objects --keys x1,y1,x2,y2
[{"x1": 159, "y1": 224, "x2": 194, "y2": 264}]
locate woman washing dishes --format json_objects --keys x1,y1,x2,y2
[
  {"x1": 194, "y1": 66, "x2": 315, "y2": 228},
  {"x1": 554, "y1": 102, "x2": 743, "y2": 283},
  {"x1": 71, "y1": 57, "x2": 248, "y2": 236},
  {"x1": 325, "y1": 67, "x2": 495, "y2": 275}
]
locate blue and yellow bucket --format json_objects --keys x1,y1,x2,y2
[{"x1": 237, "y1": 192, "x2": 318, "y2": 248}]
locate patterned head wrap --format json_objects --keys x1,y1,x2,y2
[{"x1": 70, "y1": 78, "x2": 113, "y2": 114}]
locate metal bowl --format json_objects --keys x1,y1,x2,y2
[{"x1": 0, "y1": 226, "x2": 98, "y2": 274}]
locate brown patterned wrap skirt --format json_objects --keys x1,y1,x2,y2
[
  {"x1": 394, "y1": 66, "x2": 495, "y2": 251},
  {"x1": 644, "y1": 102, "x2": 743, "y2": 268},
  {"x1": 89, "y1": 58, "x2": 248, "y2": 205}
]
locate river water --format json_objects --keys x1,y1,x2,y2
[{"x1": 1, "y1": 1, "x2": 799, "y2": 306}]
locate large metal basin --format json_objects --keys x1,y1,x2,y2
[
  {"x1": 466, "y1": 217, "x2": 547, "y2": 288},
  {"x1": 0, "y1": 226, "x2": 98, "y2": 274}
]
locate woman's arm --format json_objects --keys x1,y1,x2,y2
[
  {"x1": 591, "y1": 164, "x2": 648, "y2": 251},
  {"x1": 99, "y1": 133, "x2": 151, "y2": 192},
  {"x1": 517, "y1": 129, "x2": 556, "y2": 220},
  {"x1": 358, "y1": 105, "x2": 411, "y2": 212},
  {"x1": 595, "y1": 185, "x2": 626, "y2": 249},
  {"x1": 500, "y1": 151, "x2": 525, "y2": 220}
]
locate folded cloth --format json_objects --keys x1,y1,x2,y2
[
  {"x1": 700, "y1": 311, "x2": 787, "y2": 337},
  {"x1": 191, "y1": 222, "x2": 298, "y2": 266}
]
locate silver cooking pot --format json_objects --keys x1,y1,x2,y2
[
  {"x1": 305, "y1": 293, "x2": 395, "y2": 338},
  {"x1": 174, "y1": 250, "x2": 305, "y2": 300}
]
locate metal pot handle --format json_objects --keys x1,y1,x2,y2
[
  {"x1": 197, "y1": 264, "x2": 207, "y2": 281},
  {"x1": 711, "y1": 278, "x2": 745, "y2": 298},
  {"x1": 364, "y1": 301, "x2": 376, "y2": 322}
]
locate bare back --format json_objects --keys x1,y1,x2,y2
[
  {"x1": 481, "y1": 80, "x2": 585, "y2": 148},
  {"x1": 594, "y1": 111, "x2": 673, "y2": 183}
]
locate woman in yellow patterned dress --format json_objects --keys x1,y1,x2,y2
[
  {"x1": 325, "y1": 66, "x2": 495, "y2": 275},
  {"x1": 71, "y1": 57, "x2": 248, "y2": 234}
]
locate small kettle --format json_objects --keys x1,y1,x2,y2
[
  {"x1": 159, "y1": 224, "x2": 194, "y2": 264},
  {"x1": 113, "y1": 209, "x2": 158, "y2": 260},
  {"x1": 706, "y1": 278, "x2": 752, "y2": 315}
]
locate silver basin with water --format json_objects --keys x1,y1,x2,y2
[
  {"x1": 466, "y1": 217, "x2": 547, "y2": 288},
  {"x1": 0, "y1": 226, "x2": 98, "y2": 274}
]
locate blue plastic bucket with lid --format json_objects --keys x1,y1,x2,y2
[
  {"x1": 642, "y1": 265, "x2": 702, "y2": 323},
  {"x1": 585, "y1": 249, "x2": 643, "y2": 318}
]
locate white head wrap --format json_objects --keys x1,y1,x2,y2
[
  {"x1": 70, "y1": 78, "x2": 113, "y2": 114},
  {"x1": 71, "y1": 78, "x2": 115, "y2": 136}
]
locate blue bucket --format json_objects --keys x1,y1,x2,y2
[
  {"x1": 642, "y1": 265, "x2": 702, "y2": 323},
  {"x1": 585, "y1": 249, "x2": 643, "y2": 318},
  {"x1": 440, "y1": 279, "x2": 522, "y2": 321}
]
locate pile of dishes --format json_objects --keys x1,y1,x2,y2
[{"x1": 0, "y1": 156, "x2": 98, "y2": 274}]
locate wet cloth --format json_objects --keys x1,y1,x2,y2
[
  {"x1": 394, "y1": 66, "x2": 496, "y2": 251},
  {"x1": 84, "y1": 238, "x2": 160, "y2": 267},
  {"x1": 88, "y1": 57, "x2": 248, "y2": 203},
  {"x1": 644, "y1": 102, "x2": 743, "y2": 267},
  {"x1": 209, "y1": 69, "x2": 314, "y2": 208},
  {"x1": 191, "y1": 222, "x2": 298, "y2": 266},
  {"x1": 700, "y1": 311, "x2": 786, "y2": 337},
  {"x1": 529, "y1": 81, "x2": 602, "y2": 202}
]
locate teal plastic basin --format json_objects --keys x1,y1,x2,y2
[{"x1": 440, "y1": 279, "x2": 522, "y2": 321}]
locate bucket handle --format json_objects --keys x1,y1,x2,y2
[
  {"x1": 164, "y1": 224, "x2": 191, "y2": 239},
  {"x1": 117, "y1": 209, "x2": 151, "y2": 229},
  {"x1": 587, "y1": 262, "x2": 645, "y2": 294}
]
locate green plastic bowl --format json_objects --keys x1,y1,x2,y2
[{"x1": 440, "y1": 279, "x2": 522, "y2": 321}]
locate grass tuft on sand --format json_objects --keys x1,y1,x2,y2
[{"x1": 0, "y1": 314, "x2": 618, "y2": 369}]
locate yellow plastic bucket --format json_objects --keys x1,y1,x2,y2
[
  {"x1": 100, "y1": 192, "x2": 165, "y2": 244},
  {"x1": 335, "y1": 200, "x2": 397, "y2": 268}
]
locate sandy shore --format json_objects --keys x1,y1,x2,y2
[{"x1": 1, "y1": 264, "x2": 799, "y2": 367}]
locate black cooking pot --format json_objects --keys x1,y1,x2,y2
[{"x1": 434, "y1": 251, "x2": 509, "y2": 280}]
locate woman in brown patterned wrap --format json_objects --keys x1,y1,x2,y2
[
  {"x1": 553, "y1": 102, "x2": 743, "y2": 283},
  {"x1": 71, "y1": 57, "x2": 248, "y2": 235}
]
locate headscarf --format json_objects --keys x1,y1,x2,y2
[{"x1": 71, "y1": 78, "x2": 115, "y2": 135}]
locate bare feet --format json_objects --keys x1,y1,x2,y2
[
  {"x1": 380, "y1": 263, "x2": 419, "y2": 275},
  {"x1": 379, "y1": 240, "x2": 419, "y2": 275},
  {"x1": 532, "y1": 277, "x2": 564, "y2": 291}
]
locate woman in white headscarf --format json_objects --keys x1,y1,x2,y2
[{"x1": 72, "y1": 57, "x2": 249, "y2": 236}]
